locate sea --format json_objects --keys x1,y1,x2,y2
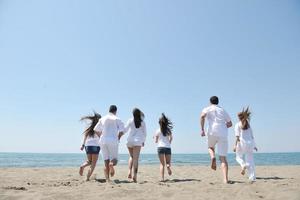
[{"x1": 0, "y1": 152, "x2": 300, "y2": 168}]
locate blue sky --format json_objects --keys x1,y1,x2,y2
[{"x1": 0, "y1": 0, "x2": 299, "y2": 154}]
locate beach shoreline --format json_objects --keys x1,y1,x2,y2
[{"x1": 1, "y1": 165, "x2": 299, "y2": 200}]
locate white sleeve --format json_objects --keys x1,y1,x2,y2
[
  {"x1": 250, "y1": 127, "x2": 257, "y2": 147},
  {"x1": 142, "y1": 121, "x2": 147, "y2": 143},
  {"x1": 224, "y1": 110, "x2": 231, "y2": 123},
  {"x1": 124, "y1": 119, "x2": 131, "y2": 133},
  {"x1": 234, "y1": 123, "x2": 241, "y2": 137},
  {"x1": 117, "y1": 119, "x2": 125, "y2": 132},
  {"x1": 94, "y1": 120, "x2": 103, "y2": 132},
  {"x1": 202, "y1": 107, "x2": 208, "y2": 115}
]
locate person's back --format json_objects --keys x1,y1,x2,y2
[
  {"x1": 235, "y1": 122, "x2": 254, "y2": 143},
  {"x1": 99, "y1": 113, "x2": 123, "y2": 143},
  {"x1": 203, "y1": 105, "x2": 231, "y2": 137},
  {"x1": 156, "y1": 129, "x2": 171, "y2": 148},
  {"x1": 126, "y1": 118, "x2": 146, "y2": 144}
]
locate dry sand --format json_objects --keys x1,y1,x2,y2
[{"x1": 0, "y1": 165, "x2": 299, "y2": 200}]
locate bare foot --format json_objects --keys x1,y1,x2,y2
[
  {"x1": 211, "y1": 158, "x2": 217, "y2": 170},
  {"x1": 166, "y1": 165, "x2": 172, "y2": 175},
  {"x1": 132, "y1": 175, "x2": 137, "y2": 183},
  {"x1": 109, "y1": 164, "x2": 115, "y2": 177},
  {"x1": 241, "y1": 167, "x2": 246, "y2": 175},
  {"x1": 79, "y1": 166, "x2": 84, "y2": 176},
  {"x1": 128, "y1": 172, "x2": 132, "y2": 179}
]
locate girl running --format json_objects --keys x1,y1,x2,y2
[
  {"x1": 125, "y1": 108, "x2": 147, "y2": 182},
  {"x1": 79, "y1": 112, "x2": 101, "y2": 181},
  {"x1": 154, "y1": 113, "x2": 173, "y2": 182},
  {"x1": 233, "y1": 107, "x2": 258, "y2": 182}
]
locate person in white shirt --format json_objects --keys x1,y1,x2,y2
[
  {"x1": 79, "y1": 112, "x2": 101, "y2": 181},
  {"x1": 154, "y1": 113, "x2": 173, "y2": 182},
  {"x1": 94, "y1": 105, "x2": 125, "y2": 182},
  {"x1": 233, "y1": 107, "x2": 258, "y2": 182},
  {"x1": 124, "y1": 108, "x2": 147, "y2": 182},
  {"x1": 200, "y1": 96, "x2": 232, "y2": 183}
]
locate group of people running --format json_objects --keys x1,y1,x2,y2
[{"x1": 79, "y1": 96, "x2": 257, "y2": 184}]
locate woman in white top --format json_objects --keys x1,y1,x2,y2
[
  {"x1": 124, "y1": 108, "x2": 147, "y2": 182},
  {"x1": 233, "y1": 107, "x2": 258, "y2": 182},
  {"x1": 79, "y1": 112, "x2": 101, "y2": 181},
  {"x1": 154, "y1": 113, "x2": 173, "y2": 182}
]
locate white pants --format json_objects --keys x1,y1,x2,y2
[
  {"x1": 100, "y1": 141, "x2": 119, "y2": 161},
  {"x1": 235, "y1": 141, "x2": 256, "y2": 181}
]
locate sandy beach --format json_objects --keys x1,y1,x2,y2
[{"x1": 0, "y1": 165, "x2": 299, "y2": 200}]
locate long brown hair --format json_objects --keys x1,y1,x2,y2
[
  {"x1": 238, "y1": 107, "x2": 251, "y2": 130},
  {"x1": 159, "y1": 113, "x2": 173, "y2": 136},
  {"x1": 133, "y1": 108, "x2": 144, "y2": 128},
  {"x1": 80, "y1": 112, "x2": 101, "y2": 137}
]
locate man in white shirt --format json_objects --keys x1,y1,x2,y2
[
  {"x1": 200, "y1": 96, "x2": 232, "y2": 183},
  {"x1": 94, "y1": 105, "x2": 125, "y2": 182}
]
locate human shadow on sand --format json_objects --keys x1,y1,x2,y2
[
  {"x1": 256, "y1": 176, "x2": 285, "y2": 180},
  {"x1": 95, "y1": 179, "x2": 132, "y2": 184},
  {"x1": 165, "y1": 179, "x2": 202, "y2": 183}
]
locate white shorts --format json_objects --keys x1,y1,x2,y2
[
  {"x1": 207, "y1": 135, "x2": 228, "y2": 156},
  {"x1": 127, "y1": 140, "x2": 143, "y2": 148},
  {"x1": 100, "y1": 142, "x2": 119, "y2": 161}
]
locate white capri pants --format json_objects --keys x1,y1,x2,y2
[{"x1": 236, "y1": 141, "x2": 256, "y2": 181}]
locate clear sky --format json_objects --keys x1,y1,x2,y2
[{"x1": 0, "y1": 0, "x2": 299, "y2": 154}]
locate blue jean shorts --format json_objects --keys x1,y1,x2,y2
[{"x1": 85, "y1": 146, "x2": 100, "y2": 154}]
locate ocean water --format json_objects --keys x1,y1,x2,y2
[{"x1": 0, "y1": 152, "x2": 299, "y2": 168}]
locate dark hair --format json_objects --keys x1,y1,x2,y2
[
  {"x1": 210, "y1": 96, "x2": 219, "y2": 105},
  {"x1": 159, "y1": 113, "x2": 173, "y2": 136},
  {"x1": 80, "y1": 111, "x2": 101, "y2": 137},
  {"x1": 238, "y1": 107, "x2": 251, "y2": 130},
  {"x1": 109, "y1": 105, "x2": 117, "y2": 113},
  {"x1": 133, "y1": 108, "x2": 144, "y2": 128}
]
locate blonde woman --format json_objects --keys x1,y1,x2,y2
[{"x1": 233, "y1": 107, "x2": 258, "y2": 182}]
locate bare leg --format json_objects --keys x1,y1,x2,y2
[
  {"x1": 208, "y1": 147, "x2": 217, "y2": 170},
  {"x1": 165, "y1": 154, "x2": 172, "y2": 176},
  {"x1": 79, "y1": 154, "x2": 92, "y2": 176},
  {"x1": 219, "y1": 156, "x2": 229, "y2": 183},
  {"x1": 132, "y1": 146, "x2": 141, "y2": 182},
  {"x1": 86, "y1": 154, "x2": 98, "y2": 181},
  {"x1": 127, "y1": 147, "x2": 134, "y2": 179},
  {"x1": 104, "y1": 160, "x2": 110, "y2": 182},
  {"x1": 158, "y1": 154, "x2": 166, "y2": 182},
  {"x1": 109, "y1": 158, "x2": 118, "y2": 177}
]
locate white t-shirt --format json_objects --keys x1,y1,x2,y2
[
  {"x1": 125, "y1": 118, "x2": 147, "y2": 144},
  {"x1": 202, "y1": 105, "x2": 231, "y2": 138},
  {"x1": 94, "y1": 113, "x2": 125, "y2": 144},
  {"x1": 155, "y1": 129, "x2": 171, "y2": 148},
  {"x1": 85, "y1": 135, "x2": 100, "y2": 147},
  {"x1": 235, "y1": 122, "x2": 256, "y2": 146}
]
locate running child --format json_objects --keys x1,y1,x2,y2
[
  {"x1": 233, "y1": 107, "x2": 258, "y2": 182},
  {"x1": 79, "y1": 112, "x2": 101, "y2": 181},
  {"x1": 154, "y1": 113, "x2": 173, "y2": 182}
]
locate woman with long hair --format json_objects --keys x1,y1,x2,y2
[
  {"x1": 79, "y1": 112, "x2": 101, "y2": 181},
  {"x1": 124, "y1": 108, "x2": 147, "y2": 182},
  {"x1": 233, "y1": 107, "x2": 258, "y2": 182},
  {"x1": 154, "y1": 113, "x2": 173, "y2": 182}
]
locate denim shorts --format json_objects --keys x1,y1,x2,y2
[
  {"x1": 85, "y1": 146, "x2": 100, "y2": 154},
  {"x1": 157, "y1": 147, "x2": 171, "y2": 155}
]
